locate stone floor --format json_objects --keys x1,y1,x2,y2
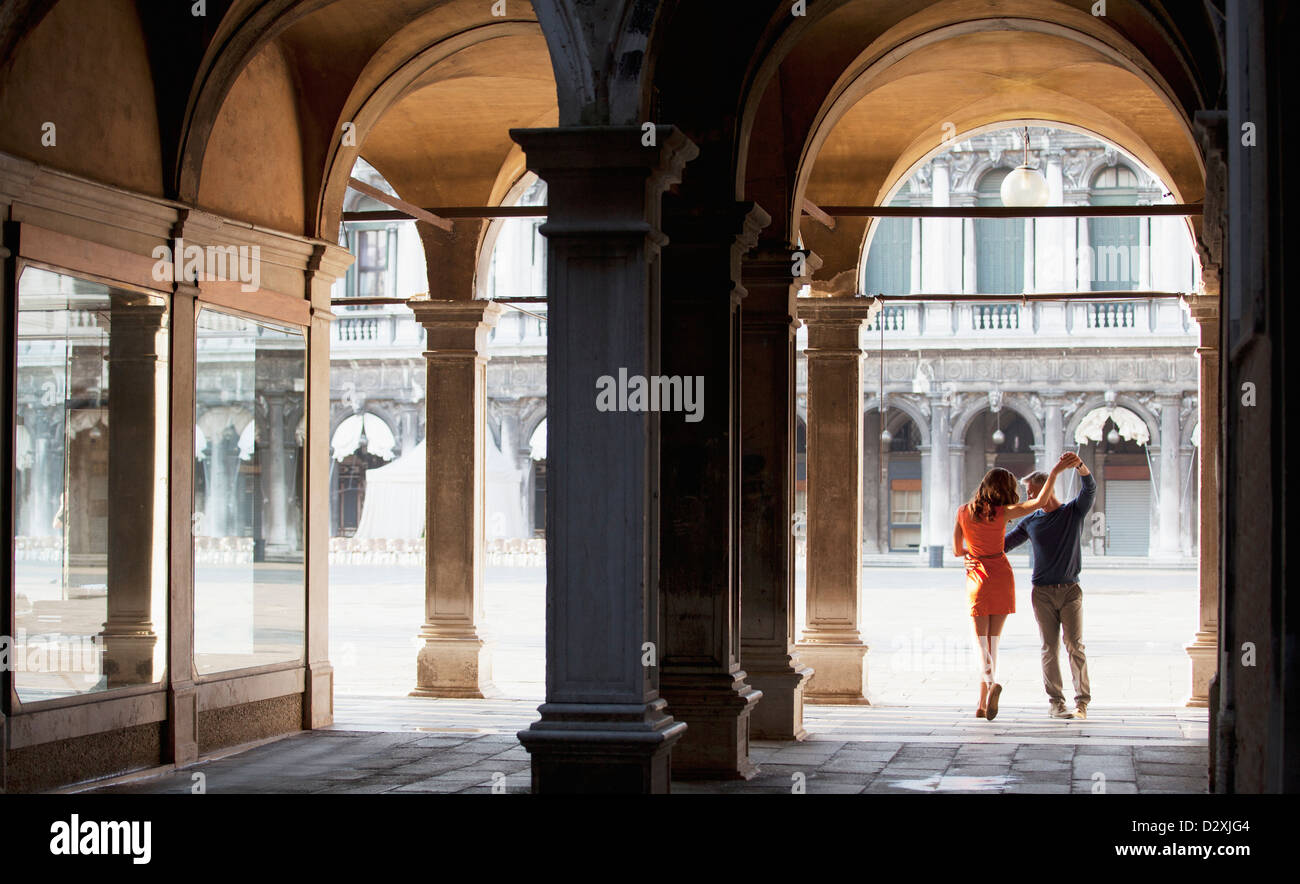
[
  {"x1": 81, "y1": 696, "x2": 1209, "y2": 795},
  {"x1": 331, "y1": 564, "x2": 1200, "y2": 706}
]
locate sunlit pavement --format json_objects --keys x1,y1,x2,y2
[
  {"x1": 330, "y1": 562, "x2": 1200, "y2": 708},
  {"x1": 81, "y1": 561, "x2": 1206, "y2": 795}
]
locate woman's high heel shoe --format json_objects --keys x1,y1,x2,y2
[{"x1": 986, "y1": 683, "x2": 1003, "y2": 720}]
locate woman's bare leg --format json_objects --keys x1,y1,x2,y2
[
  {"x1": 986, "y1": 614, "x2": 1008, "y2": 684},
  {"x1": 973, "y1": 615, "x2": 993, "y2": 714}
]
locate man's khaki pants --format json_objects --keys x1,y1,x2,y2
[{"x1": 1030, "y1": 583, "x2": 1091, "y2": 708}]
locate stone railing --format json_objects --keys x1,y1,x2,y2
[
  {"x1": 971, "y1": 303, "x2": 1021, "y2": 330},
  {"x1": 1087, "y1": 301, "x2": 1137, "y2": 328},
  {"x1": 865, "y1": 305, "x2": 907, "y2": 332}
]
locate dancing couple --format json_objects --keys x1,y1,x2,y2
[{"x1": 953, "y1": 451, "x2": 1096, "y2": 720}]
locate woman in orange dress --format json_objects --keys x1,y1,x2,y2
[{"x1": 953, "y1": 454, "x2": 1071, "y2": 720}]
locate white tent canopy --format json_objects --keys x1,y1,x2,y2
[
  {"x1": 1074, "y1": 405, "x2": 1150, "y2": 446},
  {"x1": 354, "y1": 439, "x2": 423, "y2": 539},
  {"x1": 331, "y1": 412, "x2": 396, "y2": 462},
  {"x1": 529, "y1": 419, "x2": 547, "y2": 461}
]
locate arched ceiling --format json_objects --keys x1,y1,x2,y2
[
  {"x1": 189, "y1": 0, "x2": 556, "y2": 238},
  {"x1": 348, "y1": 34, "x2": 557, "y2": 210},
  {"x1": 733, "y1": 0, "x2": 1217, "y2": 292}
]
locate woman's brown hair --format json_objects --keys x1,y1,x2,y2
[{"x1": 966, "y1": 468, "x2": 1020, "y2": 522}]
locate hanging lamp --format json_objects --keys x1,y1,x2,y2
[{"x1": 1000, "y1": 127, "x2": 1050, "y2": 208}]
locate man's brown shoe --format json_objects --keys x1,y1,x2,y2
[
  {"x1": 1072, "y1": 705, "x2": 1087, "y2": 720},
  {"x1": 986, "y1": 684, "x2": 1003, "y2": 720}
]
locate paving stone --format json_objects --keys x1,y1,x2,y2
[
  {"x1": 864, "y1": 778, "x2": 937, "y2": 793},
  {"x1": 818, "y1": 758, "x2": 888, "y2": 774},
  {"x1": 1136, "y1": 774, "x2": 1207, "y2": 792},
  {"x1": 948, "y1": 764, "x2": 1013, "y2": 777},
  {"x1": 1072, "y1": 760, "x2": 1136, "y2": 782},
  {"x1": 1135, "y1": 761, "x2": 1206, "y2": 777},
  {"x1": 1067, "y1": 745, "x2": 1132, "y2": 756},
  {"x1": 1013, "y1": 759, "x2": 1072, "y2": 773},
  {"x1": 1073, "y1": 779, "x2": 1139, "y2": 794},
  {"x1": 1003, "y1": 782, "x2": 1071, "y2": 794}
]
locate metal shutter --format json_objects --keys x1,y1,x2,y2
[{"x1": 1105, "y1": 480, "x2": 1150, "y2": 556}]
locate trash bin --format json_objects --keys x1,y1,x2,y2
[{"x1": 929, "y1": 544, "x2": 944, "y2": 568}]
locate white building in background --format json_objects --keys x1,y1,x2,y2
[
  {"x1": 794, "y1": 127, "x2": 1201, "y2": 559},
  {"x1": 328, "y1": 160, "x2": 547, "y2": 542}
]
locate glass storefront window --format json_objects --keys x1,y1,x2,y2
[
  {"x1": 193, "y1": 308, "x2": 306, "y2": 675},
  {"x1": 12, "y1": 267, "x2": 169, "y2": 701}
]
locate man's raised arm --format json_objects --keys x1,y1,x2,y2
[{"x1": 1073, "y1": 460, "x2": 1097, "y2": 513}]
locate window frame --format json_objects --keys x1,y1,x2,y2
[
  {"x1": 190, "y1": 303, "x2": 311, "y2": 683},
  {"x1": 7, "y1": 258, "x2": 174, "y2": 714}
]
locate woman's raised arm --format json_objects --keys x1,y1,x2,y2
[{"x1": 1004, "y1": 452, "x2": 1074, "y2": 518}]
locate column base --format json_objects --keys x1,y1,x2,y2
[
  {"x1": 660, "y1": 670, "x2": 763, "y2": 779},
  {"x1": 1185, "y1": 629, "x2": 1218, "y2": 708},
  {"x1": 411, "y1": 635, "x2": 496, "y2": 698},
  {"x1": 796, "y1": 641, "x2": 869, "y2": 705},
  {"x1": 744, "y1": 654, "x2": 813, "y2": 740},
  {"x1": 100, "y1": 627, "x2": 158, "y2": 688},
  {"x1": 518, "y1": 699, "x2": 687, "y2": 794}
]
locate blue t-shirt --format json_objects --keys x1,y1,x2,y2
[{"x1": 1004, "y1": 473, "x2": 1097, "y2": 586}]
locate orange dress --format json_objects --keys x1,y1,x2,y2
[{"x1": 957, "y1": 504, "x2": 1016, "y2": 616}]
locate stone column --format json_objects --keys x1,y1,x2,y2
[
  {"x1": 1024, "y1": 218, "x2": 1036, "y2": 292},
  {"x1": 963, "y1": 218, "x2": 977, "y2": 295},
  {"x1": 1156, "y1": 394, "x2": 1182, "y2": 555},
  {"x1": 261, "y1": 393, "x2": 291, "y2": 556},
  {"x1": 510, "y1": 126, "x2": 694, "y2": 793},
  {"x1": 909, "y1": 218, "x2": 922, "y2": 293},
  {"x1": 1043, "y1": 394, "x2": 1064, "y2": 467},
  {"x1": 408, "y1": 299, "x2": 503, "y2": 698},
  {"x1": 796, "y1": 299, "x2": 873, "y2": 703},
  {"x1": 102, "y1": 297, "x2": 168, "y2": 688},
  {"x1": 657, "y1": 200, "x2": 767, "y2": 778},
  {"x1": 1185, "y1": 296, "x2": 1219, "y2": 705},
  {"x1": 1076, "y1": 214, "x2": 1091, "y2": 291},
  {"x1": 739, "y1": 247, "x2": 816, "y2": 740},
  {"x1": 927, "y1": 397, "x2": 951, "y2": 566},
  {"x1": 1139, "y1": 215, "x2": 1152, "y2": 290}
]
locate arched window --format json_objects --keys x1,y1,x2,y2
[
  {"x1": 862, "y1": 185, "x2": 913, "y2": 295},
  {"x1": 1089, "y1": 164, "x2": 1140, "y2": 291},
  {"x1": 975, "y1": 169, "x2": 1025, "y2": 294}
]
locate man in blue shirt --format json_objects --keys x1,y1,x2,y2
[{"x1": 1004, "y1": 452, "x2": 1097, "y2": 720}]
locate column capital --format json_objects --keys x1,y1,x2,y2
[
  {"x1": 1183, "y1": 292, "x2": 1220, "y2": 323},
  {"x1": 664, "y1": 199, "x2": 770, "y2": 249},
  {"x1": 407, "y1": 298, "x2": 504, "y2": 355},
  {"x1": 510, "y1": 125, "x2": 698, "y2": 254},
  {"x1": 663, "y1": 199, "x2": 771, "y2": 305},
  {"x1": 798, "y1": 295, "x2": 880, "y2": 326},
  {"x1": 743, "y1": 245, "x2": 820, "y2": 325}
]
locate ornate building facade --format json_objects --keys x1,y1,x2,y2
[{"x1": 799, "y1": 127, "x2": 1203, "y2": 558}]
